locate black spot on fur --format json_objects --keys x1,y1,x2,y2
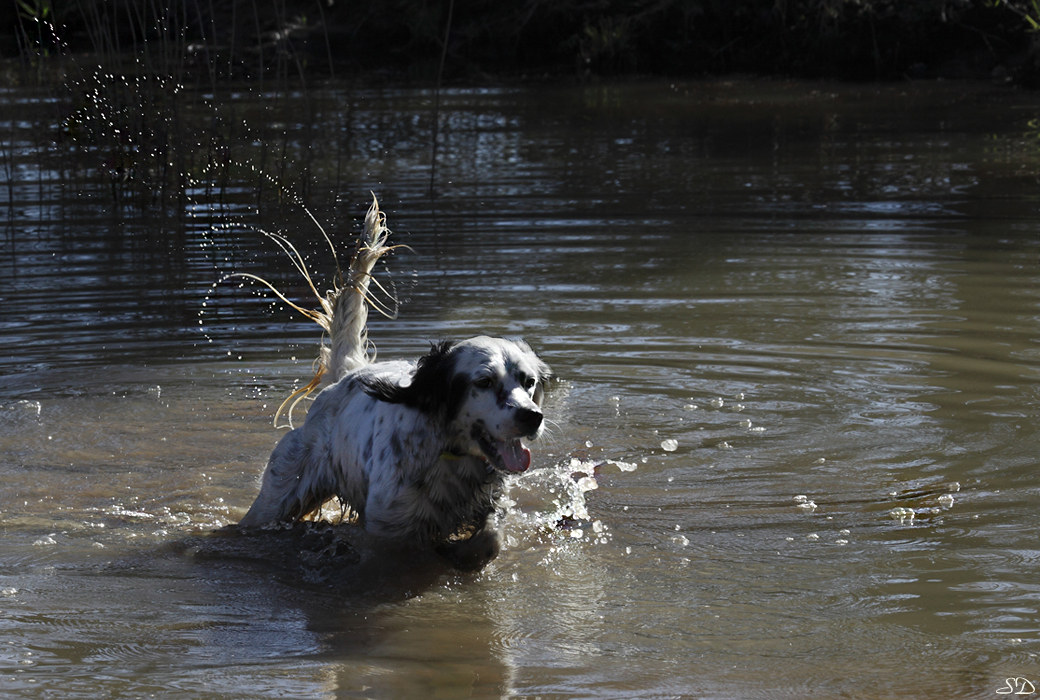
[
  {"x1": 389, "y1": 433, "x2": 404, "y2": 460},
  {"x1": 362, "y1": 340, "x2": 469, "y2": 421}
]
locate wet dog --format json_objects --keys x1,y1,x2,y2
[{"x1": 237, "y1": 198, "x2": 551, "y2": 569}]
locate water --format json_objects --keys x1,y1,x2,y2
[{"x1": 3, "y1": 78, "x2": 1040, "y2": 698}]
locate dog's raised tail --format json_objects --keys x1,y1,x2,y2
[
  {"x1": 321, "y1": 195, "x2": 395, "y2": 382},
  {"x1": 267, "y1": 196, "x2": 394, "y2": 427}
]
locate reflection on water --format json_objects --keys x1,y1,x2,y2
[{"x1": 3, "y1": 80, "x2": 1040, "y2": 697}]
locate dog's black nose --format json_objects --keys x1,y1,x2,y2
[{"x1": 516, "y1": 407, "x2": 543, "y2": 434}]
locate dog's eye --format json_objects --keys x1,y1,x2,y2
[
  {"x1": 474, "y1": 377, "x2": 493, "y2": 390},
  {"x1": 523, "y1": 376, "x2": 536, "y2": 390}
]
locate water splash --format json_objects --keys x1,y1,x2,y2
[{"x1": 500, "y1": 456, "x2": 636, "y2": 550}]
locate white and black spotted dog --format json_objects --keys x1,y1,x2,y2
[{"x1": 238, "y1": 197, "x2": 552, "y2": 569}]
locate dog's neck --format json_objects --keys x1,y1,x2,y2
[
  {"x1": 438, "y1": 449, "x2": 501, "y2": 482},
  {"x1": 439, "y1": 448, "x2": 487, "y2": 465}
]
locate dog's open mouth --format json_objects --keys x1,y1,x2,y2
[
  {"x1": 495, "y1": 438, "x2": 531, "y2": 473},
  {"x1": 474, "y1": 429, "x2": 531, "y2": 473}
]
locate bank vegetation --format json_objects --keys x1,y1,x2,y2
[{"x1": 6, "y1": 0, "x2": 1040, "y2": 85}]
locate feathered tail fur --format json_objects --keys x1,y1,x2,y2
[
  {"x1": 273, "y1": 195, "x2": 394, "y2": 425},
  {"x1": 228, "y1": 195, "x2": 395, "y2": 428},
  {"x1": 320, "y1": 196, "x2": 394, "y2": 382}
]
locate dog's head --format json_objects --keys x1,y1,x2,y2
[{"x1": 366, "y1": 337, "x2": 552, "y2": 473}]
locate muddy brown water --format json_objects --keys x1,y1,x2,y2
[{"x1": 2, "y1": 79, "x2": 1040, "y2": 698}]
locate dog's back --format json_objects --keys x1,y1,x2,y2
[{"x1": 240, "y1": 363, "x2": 422, "y2": 529}]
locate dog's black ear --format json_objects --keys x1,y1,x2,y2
[{"x1": 363, "y1": 340, "x2": 466, "y2": 418}]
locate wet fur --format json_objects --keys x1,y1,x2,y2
[{"x1": 237, "y1": 199, "x2": 551, "y2": 569}]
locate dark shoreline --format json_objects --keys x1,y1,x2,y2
[{"x1": 5, "y1": 0, "x2": 1040, "y2": 88}]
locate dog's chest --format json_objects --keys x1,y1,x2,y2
[
  {"x1": 407, "y1": 455, "x2": 500, "y2": 537},
  {"x1": 423, "y1": 454, "x2": 493, "y2": 501}
]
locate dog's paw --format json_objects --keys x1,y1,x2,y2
[{"x1": 436, "y1": 529, "x2": 501, "y2": 571}]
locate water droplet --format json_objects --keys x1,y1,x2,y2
[
  {"x1": 579, "y1": 476, "x2": 600, "y2": 492},
  {"x1": 888, "y1": 507, "x2": 915, "y2": 523},
  {"x1": 661, "y1": 439, "x2": 678, "y2": 452}
]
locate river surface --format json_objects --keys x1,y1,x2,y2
[{"x1": 3, "y1": 78, "x2": 1040, "y2": 698}]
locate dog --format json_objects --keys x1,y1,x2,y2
[{"x1": 237, "y1": 197, "x2": 552, "y2": 569}]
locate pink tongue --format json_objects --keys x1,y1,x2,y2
[{"x1": 499, "y1": 440, "x2": 531, "y2": 473}]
